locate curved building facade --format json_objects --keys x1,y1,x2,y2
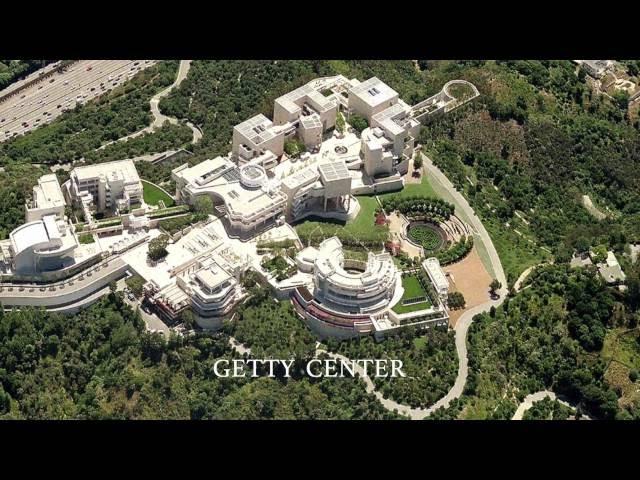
[
  {"x1": 293, "y1": 237, "x2": 399, "y2": 338},
  {"x1": 9, "y1": 215, "x2": 77, "y2": 274}
]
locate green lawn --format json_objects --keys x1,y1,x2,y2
[
  {"x1": 392, "y1": 274, "x2": 432, "y2": 314},
  {"x1": 295, "y1": 195, "x2": 388, "y2": 245},
  {"x1": 378, "y1": 175, "x2": 439, "y2": 202},
  {"x1": 142, "y1": 179, "x2": 174, "y2": 207},
  {"x1": 346, "y1": 195, "x2": 380, "y2": 234}
]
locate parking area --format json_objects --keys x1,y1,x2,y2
[
  {"x1": 117, "y1": 276, "x2": 171, "y2": 336},
  {"x1": 0, "y1": 60, "x2": 156, "y2": 142}
]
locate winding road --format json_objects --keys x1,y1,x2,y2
[
  {"x1": 97, "y1": 60, "x2": 201, "y2": 151},
  {"x1": 512, "y1": 390, "x2": 589, "y2": 420}
]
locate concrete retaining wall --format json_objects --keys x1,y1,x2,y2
[{"x1": 0, "y1": 259, "x2": 128, "y2": 309}]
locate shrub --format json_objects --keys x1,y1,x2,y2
[
  {"x1": 437, "y1": 236, "x2": 473, "y2": 265},
  {"x1": 78, "y1": 233, "x2": 95, "y2": 244},
  {"x1": 284, "y1": 139, "x2": 306, "y2": 157},
  {"x1": 349, "y1": 114, "x2": 368, "y2": 134}
]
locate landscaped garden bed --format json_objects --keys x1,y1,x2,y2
[
  {"x1": 437, "y1": 235, "x2": 474, "y2": 265},
  {"x1": 261, "y1": 255, "x2": 297, "y2": 282},
  {"x1": 147, "y1": 204, "x2": 190, "y2": 219},
  {"x1": 406, "y1": 221, "x2": 446, "y2": 253}
]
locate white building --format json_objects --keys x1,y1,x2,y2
[
  {"x1": 25, "y1": 174, "x2": 66, "y2": 222},
  {"x1": 298, "y1": 237, "x2": 397, "y2": 314},
  {"x1": 348, "y1": 79, "x2": 419, "y2": 178},
  {"x1": 232, "y1": 114, "x2": 285, "y2": 162},
  {"x1": 172, "y1": 156, "x2": 288, "y2": 240},
  {"x1": 292, "y1": 237, "x2": 399, "y2": 338},
  {"x1": 423, "y1": 257, "x2": 449, "y2": 299},
  {"x1": 177, "y1": 257, "x2": 241, "y2": 319},
  {"x1": 280, "y1": 161, "x2": 353, "y2": 221},
  {"x1": 597, "y1": 251, "x2": 626, "y2": 285},
  {"x1": 68, "y1": 159, "x2": 143, "y2": 214},
  {"x1": 274, "y1": 82, "x2": 338, "y2": 149},
  {"x1": 348, "y1": 77, "x2": 399, "y2": 121},
  {"x1": 9, "y1": 214, "x2": 77, "y2": 274},
  {"x1": 232, "y1": 79, "x2": 341, "y2": 165}
]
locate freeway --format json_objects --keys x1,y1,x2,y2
[{"x1": 0, "y1": 60, "x2": 156, "y2": 142}]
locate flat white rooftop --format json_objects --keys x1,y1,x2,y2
[
  {"x1": 276, "y1": 81, "x2": 337, "y2": 114},
  {"x1": 176, "y1": 156, "x2": 287, "y2": 219},
  {"x1": 33, "y1": 174, "x2": 65, "y2": 209},
  {"x1": 195, "y1": 266, "x2": 230, "y2": 290},
  {"x1": 73, "y1": 159, "x2": 141, "y2": 183},
  {"x1": 318, "y1": 160, "x2": 350, "y2": 183},
  {"x1": 423, "y1": 257, "x2": 449, "y2": 291},
  {"x1": 372, "y1": 101, "x2": 416, "y2": 136},
  {"x1": 234, "y1": 114, "x2": 276, "y2": 145},
  {"x1": 281, "y1": 166, "x2": 319, "y2": 190},
  {"x1": 349, "y1": 77, "x2": 398, "y2": 108}
]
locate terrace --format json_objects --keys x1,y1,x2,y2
[{"x1": 392, "y1": 274, "x2": 432, "y2": 314}]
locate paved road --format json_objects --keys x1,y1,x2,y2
[
  {"x1": 316, "y1": 294, "x2": 505, "y2": 419},
  {"x1": 117, "y1": 279, "x2": 171, "y2": 335},
  {"x1": 125, "y1": 296, "x2": 171, "y2": 335},
  {"x1": 512, "y1": 390, "x2": 589, "y2": 420},
  {"x1": 423, "y1": 155, "x2": 507, "y2": 289}
]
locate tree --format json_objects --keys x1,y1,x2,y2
[
  {"x1": 414, "y1": 153, "x2": 423, "y2": 170},
  {"x1": 194, "y1": 195, "x2": 213, "y2": 219},
  {"x1": 574, "y1": 236, "x2": 591, "y2": 254},
  {"x1": 349, "y1": 114, "x2": 368, "y2": 134},
  {"x1": 592, "y1": 245, "x2": 608, "y2": 264},
  {"x1": 0, "y1": 385, "x2": 10, "y2": 415},
  {"x1": 335, "y1": 112, "x2": 345, "y2": 134},
  {"x1": 126, "y1": 274, "x2": 146, "y2": 298},
  {"x1": 489, "y1": 279, "x2": 502, "y2": 295},
  {"x1": 447, "y1": 291, "x2": 466, "y2": 309},
  {"x1": 148, "y1": 234, "x2": 169, "y2": 261},
  {"x1": 284, "y1": 139, "x2": 306, "y2": 157},
  {"x1": 180, "y1": 309, "x2": 196, "y2": 329}
]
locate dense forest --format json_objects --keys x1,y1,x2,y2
[
  {"x1": 428, "y1": 263, "x2": 640, "y2": 420},
  {"x1": 415, "y1": 60, "x2": 640, "y2": 284},
  {"x1": 0, "y1": 290, "x2": 400, "y2": 420},
  {"x1": 0, "y1": 60, "x2": 56, "y2": 90}
]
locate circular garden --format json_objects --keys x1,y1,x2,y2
[{"x1": 406, "y1": 221, "x2": 447, "y2": 253}]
